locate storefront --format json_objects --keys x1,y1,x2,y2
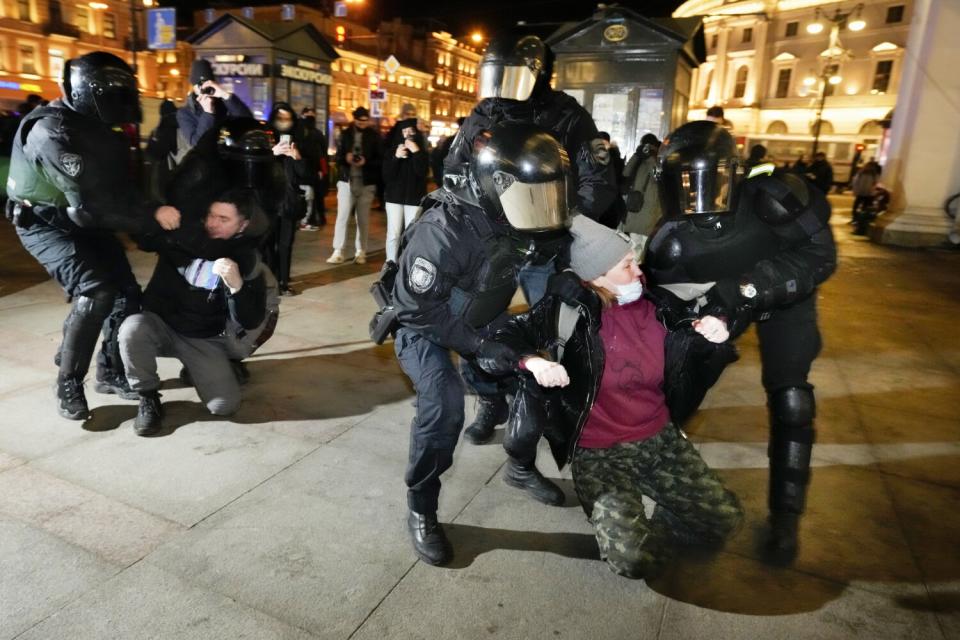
[
  {"x1": 546, "y1": 6, "x2": 704, "y2": 156},
  {"x1": 188, "y1": 14, "x2": 337, "y2": 127}
]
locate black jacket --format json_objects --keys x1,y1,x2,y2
[
  {"x1": 267, "y1": 103, "x2": 308, "y2": 219},
  {"x1": 176, "y1": 92, "x2": 253, "y2": 148},
  {"x1": 137, "y1": 223, "x2": 266, "y2": 339},
  {"x1": 335, "y1": 125, "x2": 382, "y2": 186},
  {"x1": 7, "y1": 100, "x2": 158, "y2": 234},
  {"x1": 479, "y1": 281, "x2": 737, "y2": 469},
  {"x1": 382, "y1": 118, "x2": 428, "y2": 205},
  {"x1": 392, "y1": 193, "x2": 525, "y2": 356},
  {"x1": 443, "y1": 89, "x2": 618, "y2": 222},
  {"x1": 297, "y1": 118, "x2": 328, "y2": 188}
]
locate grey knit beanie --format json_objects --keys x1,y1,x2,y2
[{"x1": 568, "y1": 214, "x2": 632, "y2": 281}]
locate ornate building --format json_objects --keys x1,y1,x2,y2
[
  {"x1": 423, "y1": 30, "x2": 482, "y2": 141},
  {"x1": 0, "y1": 0, "x2": 160, "y2": 109},
  {"x1": 674, "y1": 0, "x2": 913, "y2": 178}
]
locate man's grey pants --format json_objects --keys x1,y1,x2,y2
[{"x1": 119, "y1": 312, "x2": 242, "y2": 416}]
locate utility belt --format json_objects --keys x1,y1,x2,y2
[{"x1": 369, "y1": 260, "x2": 400, "y2": 344}]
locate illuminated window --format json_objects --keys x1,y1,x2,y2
[
  {"x1": 165, "y1": 52, "x2": 177, "y2": 63},
  {"x1": 733, "y1": 66, "x2": 749, "y2": 98},
  {"x1": 438, "y1": 52, "x2": 444, "y2": 65},
  {"x1": 873, "y1": 60, "x2": 893, "y2": 93},
  {"x1": 19, "y1": 44, "x2": 37, "y2": 73},
  {"x1": 775, "y1": 68, "x2": 791, "y2": 98},
  {"x1": 103, "y1": 13, "x2": 116, "y2": 39}
]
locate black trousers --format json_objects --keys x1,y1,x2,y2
[
  {"x1": 16, "y1": 223, "x2": 139, "y2": 377},
  {"x1": 755, "y1": 294, "x2": 821, "y2": 514},
  {"x1": 263, "y1": 216, "x2": 297, "y2": 289}
]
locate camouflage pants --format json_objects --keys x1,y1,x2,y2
[{"x1": 572, "y1": 425, "x2": 743, "y2": 579}]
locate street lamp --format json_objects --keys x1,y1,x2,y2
[
  {"x1": 470, "y1": 31, "x2": 483, "y2": 44},
  {"x1": 806, "y1": 3, "x2": 865, "y2": 155}
]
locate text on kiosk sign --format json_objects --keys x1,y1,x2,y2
[
  {"x1": 211, "y1": 62, "x2": 265, "y2": 76},
  {"x1": 279, "y1": 64, "x2": 333, "y2": 85}
]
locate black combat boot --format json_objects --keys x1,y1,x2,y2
[
  {"x1": 765, "y1": 510, "x2": 800, "y2": 565},
  {"x1": 406, "y1": 510, "x2": 452, "y2": 566},
  {"x1": 94, "y1": 369, "x2": 139, "y2": 400},
  {"x1": 462, "y1": 397, "x2": 508, "y2": 445},
  {"x1": 56, "y1": 375, "x2": 89, "y2": 420},
  {"x1": 134, "y1": 391, "x2": 163, "y2": 437},
  {"x1": 503, "y1": 457, "x2": 565, "y2": 506}
]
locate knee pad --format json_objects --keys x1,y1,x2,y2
[
  {"x1": 769, "y1": 386, "x2": 815, "y2": 429},
  {"x1": 72, "y1": 287, "x2": 117, "y2": 320}
]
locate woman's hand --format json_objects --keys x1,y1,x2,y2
[
  {"x1": 524, "y1": 357, "x2": 570, "y2": 388},
  {"x1": 693, "y1": 315, "x2": 729, "y2": 343}
]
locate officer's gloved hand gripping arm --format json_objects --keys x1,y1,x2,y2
[
  {"x1": 392, "y1": 220, "x2": 483, "y2": 357},
  {"x1": 31, "y1": 122, "x2": 168, "y2": 235},
  {"x1": 716, "y1": 174, "x2": 838, "y2": 313}
]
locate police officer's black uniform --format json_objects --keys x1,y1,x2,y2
[
  {"x1": 644, "y1": 121, "x2": 837, "y2": 562},
  {"x1": 5, "y1": 52, "x2": 164, "y2": 419},
  {"x1": 441, "y1": 33, "x2": 620, "y2": 445},
  {"x1": 393, "y1": 124, "x2": 571, "y2": 565}
]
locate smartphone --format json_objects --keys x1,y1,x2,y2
[{"x1": 280, "y1": 134, "x2": 292, "y2": 145}]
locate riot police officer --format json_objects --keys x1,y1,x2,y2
[
  {"x1": 5, "y1": 52, "x2": 180, "y2": 419},
  {"x1": 393, "y1": 123, "x2": 571, "y2": 565},
  {"x1": 644, "y1": 121, "x2": 837, "y2": 563},
  {"x1": 442, "y1": 33, "x2": 621, "y2": 445}
]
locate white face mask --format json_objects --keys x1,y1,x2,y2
[{"x1": 615, "y1": 280, "x2": 643, "y2": 305}]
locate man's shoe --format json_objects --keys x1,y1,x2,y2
[
  {"x1": 764, "y1": 511, "x2": 800, "y2": 565},
  {"x1": 134, "y1": 391, "x2": 163, "y2": 437},
  {"x1": 406, "y1": 510, "x2": 452, "y2": 566},
  {"x1": 326, "y1": 250, "x2": 345, "y2": 264},
  {"x1": 94, "y1": 371, "x2": 139, "y2": 400},
  {"x1": 463, "y1": 398, "x2": 508, "y2": 445},
  {"x1": 354, "y1": 251, "x2": 367, "y2": 265},
  {"x1": 56, "y1": 375, "x2": 89, "y2": 420},
  {"x1": 503, "y1": 458, "x2": 565, "y2": 506}
]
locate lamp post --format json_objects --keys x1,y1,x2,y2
[{"x1": 805, "y1": 3, "x2": 865, "y2": 155}]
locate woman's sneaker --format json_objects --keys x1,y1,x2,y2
[{"x1": 326, "y1": 250, "x2": 345, "y2": 264}]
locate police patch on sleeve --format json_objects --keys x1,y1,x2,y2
[
  {"x1": 59, "y1": 153, "x2": 83, "y2": 178},
  {"x1": 409, "y1": 257, "x2": 438, "y2": 294}
]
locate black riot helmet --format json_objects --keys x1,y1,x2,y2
[
  {"x1": 61, "y1": 52, "x2": 139, "y2": 124},
  {"x1": 657, "y1": 120, "x2": 743, "y2": 218},
  {"x1": 217, "y1": 118, "x2": 275, "y2": 190},
  {"x1": 468, "y1": 122, "x2": 570, "y2": 232},
  {"x1": 478, "y1": 34, "x2": 553, "y2": 102}
]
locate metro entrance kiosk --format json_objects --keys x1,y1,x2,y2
[{"x1": 188, "y1": 13, "x2": 338, "y2": 128}]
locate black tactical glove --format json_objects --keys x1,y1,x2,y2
[{"x1": 474, "y1": 339, "x2": 519, "y2": 375}]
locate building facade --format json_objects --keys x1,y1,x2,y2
[
  {"x1": 423, "y1": 31, "x2": 482, "y2": 141},
  {"x1": 674, "y1": 0, "x2": 912, "y2": 179},
  {"x1": 0, "y1": 0, "x2": 160, "y2": 109}
]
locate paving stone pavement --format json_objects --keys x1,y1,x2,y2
[{"x1": 1, "y1": 197, "x2": 959, "y2": 640}]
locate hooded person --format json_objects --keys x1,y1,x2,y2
[
  {"x1": 382, "y1": 104, "x2": 429, "y2": 262},
  {"x1": 176, "y1": 58, "x2": 253, "y2": 149},
  {"x1": 475, "y1": 215, "x2": 743, "y2": 579}
]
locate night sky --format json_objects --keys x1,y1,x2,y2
[{"x1": 171, "y1": 0, "x2": 687, "y2": 37}]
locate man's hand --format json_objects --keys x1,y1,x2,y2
[
  {"x1": 212, "y1": 258, "x2": 243, "y2": 293},
  {"x1": 395, "y1": 144, "x2": 409, "y2": 158},
  {"x1": 197, "y1": 93, "x2": 215, "y2": 114},
  {"x1": 201, "y1": 80, "x2": 229, "y2": 100},
  {"x1": 272, "y1": 140, "x2": 300, "y2": 159},
  {"x1": 524, "y1": 357, "x2": 570, "y2": 388},
  {"x1": 404, "y1": 138, "x2": 420, "y2": 154},
  {"x1": 693, "y1": 315, "x2": 729, "y2": 344},
  {"x1": 154, "y1": 205, "x2": 181, "y2": 230}
]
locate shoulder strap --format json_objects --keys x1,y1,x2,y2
[{"x1": 556, "y1": 302, "x2": 581, "y2": 361}]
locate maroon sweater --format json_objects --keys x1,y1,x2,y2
[{"x1": 578, "y1": 297, "x2": 670, "y2": 449}]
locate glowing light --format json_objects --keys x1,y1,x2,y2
[
  {"x1": 803, "y1": 76, "x2": 816, "y2": 86},
  {"x1": 169, "y1": 68, "x2": 180, "y2": 76},
  {"x1": 873, "y1": 42, "x2": 898, "y2": 52},
  {"x1": 88, "y1": 2, "x2": 108, "y2": 9},
  {"x1": 828, "y1": 75, "x2": 842, "y2": 85},
  {"x1": 471, "y1": 32, "x2": 483, "y2": 44},
  {"x1": 848, "y1": 18, "x2": 866, "y2": 31},
  {"x1": 806, "y1": 21, "x2": 824, "y2": 35}
]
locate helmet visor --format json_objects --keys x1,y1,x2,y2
[
  {"x1": 92, "y1": 68, "x2": 140, "y2": 123},
  {"x1": 675, "y1": 160, "x2": 737, "y2": 215},
  {"x1": 478, "y1": 64, "x2": 538, "y2": 101},
  {"x1": 497, "y1": 176, "x2": 568, "y2": 231}
]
